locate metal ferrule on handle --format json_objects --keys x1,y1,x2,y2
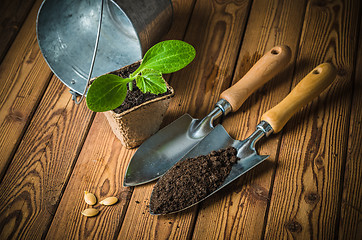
[
  {"x1": 257, "y1": 121, "x2": 274, "y2": 137},
  {"x1": 237, "y1": 121, "x2": 273, "y2": 151},
  {"x1": 215, "y1": 99, "x2": 232, "y2": 116}
]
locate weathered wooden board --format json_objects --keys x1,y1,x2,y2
[
  {"x1": 338, "y1": 12, "x2": 362, "y2": 240},
  {"x1": 45, "y1": 113, "x2": 131, "y2": 239},
  {"x1": 0, "y1": 0, "x2": 361, "y2": 238},
  {"x1": 0, "y1": 0, "x2": 36, "y2": 63},
  {"x1": 264, "y1": 0, "x2": 360, "y2": 239},
  {"x1": 0, "y1": 0, "x2": 53, "y2": 179},
  {"x1": 167, "y1": 0, "x2": 253, "y2": 120},
  {"x1": 117, "y1": 0, "x2": 254, "y2": 238},
  {"x1": 117, "y1": 0, "x2": 200, "y2": 237},
  {"x1": 0, "y1": 76, "x2": 93, "y2": 239},
  {"x1": 191, "y1": 0, "x2": 307, "y2": 239},
  {"x1": 45, "y1": 0, "x2": 197, "y2": 239}
]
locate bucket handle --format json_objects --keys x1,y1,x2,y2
[{"x1": 73, "y1": 0, "x2": 105, "y2": 104}]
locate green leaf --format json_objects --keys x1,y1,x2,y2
[
  {"x1": 136, "y1": 69, "x2": 167, "y2": 94},
  {"x1": 138, "y1": 40, "x2": 196, "y2": 74},
  {"x1": 86, "y1": 74, "x2": 128, "y2": 112},
  {"x1": 85, "y1": 40, "x2": 196, "y2": 112}
]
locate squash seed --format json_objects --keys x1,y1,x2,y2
[
  {"x1": 81, "y1": 208, "x2": 99, "y2": 217},
  {"x1": 84, "y1": 191, "x2": 97, "y2": 205},
  {"x1": 99, "y1": 197, "x2": 118, "y2": 206}
]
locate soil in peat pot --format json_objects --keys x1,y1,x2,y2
[
  {"x1": 150, "y1": 147, "x2": 240, "y2": 214},
  {"x1": 112, "y1": 62, "x2": 172, "y2": 114}
]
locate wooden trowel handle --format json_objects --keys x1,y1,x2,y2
[
  {"x1": 261, "y1": 63, "x2": 337, "y2": 133},
  {"x1": 220, "y1": 45, "x2": 292, "y2": 112}
]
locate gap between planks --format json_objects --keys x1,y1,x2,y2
[
  {"x1": 118, "y1": 0, "x2": 254, "y2": 239},
  {"x1": 0, "y1": 75, "x2": 94, "y2": 239},
  {"x1": 0, "y1": 0, "x2": 36, "y2": 64},
  {"x1": 263, "y1": 0, "x2": 361, "y2": 239},
  {"x1": 191, "y1": 0, "x2": 307, "y2": 238},
  {"x1": 44, "y1": 0, "x2": 198, "y2": 239},
  {"x1": 335, "y1": 4, "x2": 362, "y2": 239},
  {"x1": 0, "y1": 0, "x2": 53, "y2": 181}
]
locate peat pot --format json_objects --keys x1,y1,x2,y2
[{"x1": 100, "y1": 61, "x2": 175, "y2": 148}]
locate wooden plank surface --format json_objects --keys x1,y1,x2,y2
[
  {"x1": 0, "y1": 0, "x2": 361, "y2": 238},
  {"x1": 45, "y1": 0, "x2": 197, "y2": 239},
  {"x1": 0, "y1": 76, "x2": 93, "y2": 239},
  {"x1": 338, "y1": 12, "x2": 362, "y2": 239},
  {"x1": 0, "y1": 0, "x2": 36, "y2": 63},
  {"x1": 45, "y1": 113, "x2": 131, "y2": 239},
  {"x1": 264, "y1": 0, "x2": 360, "y2": 239},
  {"x1": 118, "y1": 0, "x2": 253, "y2": 238},
  {"x1": 191, "y1": 0, "x2": 307, "y2": 238},
  {"x1": 0, "y1": 0, "x2": 53, "y2": 179}
]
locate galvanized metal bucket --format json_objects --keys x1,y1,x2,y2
[{"x1": 36, "y1": 0, "x2": 173, "y2": 99}]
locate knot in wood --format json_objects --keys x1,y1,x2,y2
[
  {"x1": 249, "y1": 184, "x2": 268, "y2": 201},
  {"x1": 6, "y1": 111, "x2": 24, "y2": 122},
  {"x1": 315, "y1": 156, "x2": 324, "y2": 170},
  {"x1": 305, "y1": 192, "x2": 320, "y2": 204},
  {"x1": 100, "y1": 179, "x2": 110, "y2": 195},
  {"x1": 119, "y1": 190, "x2": 132, "y2": 202},
  {"x1": 285, "y1": 220, "x2": 302, "y2": 233}
]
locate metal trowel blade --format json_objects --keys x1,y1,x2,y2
[
  {"x1": 150, "y1": 124, "x2": 269, "y2": 215},
  {"x1": 124, "y1": 113, "x2": 215, "y2": 186}
]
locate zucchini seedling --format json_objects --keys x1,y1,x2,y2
[{"x1": 86, "y1": 40, "x2": 196, "y2": 112}]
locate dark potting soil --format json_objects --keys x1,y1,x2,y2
[
  {"x1": 112, "y1": 62, "x2": 172, "y2": 114},
  {"x1": 150, "y1": 147, "x2": 239, "y2": 214}
]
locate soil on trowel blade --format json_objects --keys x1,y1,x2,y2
[
  {"x1": 112, "y1": 62, "x2": 172, "y2": 114},
  {"x1": 150, "y1": 147, "x2": 239, "y2": 214}
]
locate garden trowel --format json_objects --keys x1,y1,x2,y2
[
  {"x1": 150, "y1": 63, "x2": 337, "y2": 214},
  {"x1": 124, "y1": 45, "x2": 292, "y2": 186}
]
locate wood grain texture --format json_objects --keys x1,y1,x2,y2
[
  {"x1": 118, "y1": 0, "x2": 253, "y2": 239},
  {"x1": 162, "y1": 0, "x2": 195, "y2": 41},
  {"x1": 0, "y1": 0, "x2": 36, "y2": 63},
  {"x1": 47, "y1": 0, "x2": 197, "y2": 238},
  {"x1": 167, "y1": 0, "x2": 252, "y2": 120},
  {"x1": 0, "y1": 76, "x2": 93, "y2": 239},
  {"x1": 116, "y1": 0, "x2": 200, "y2": 239},
  {"x1": 191, "y1": 0, "x2": 307, "y2": 239},
  {"x1": 338, "y1": 12, "x2": 362, "y2": 239},
  {"x1": 0, "y1": 0, "x2": 360, "y2": 238},
  {"x1": 118, "y1": 183, "x2": 197, "y2": 240},
  {"x1": 0, "y1": 0, "x2": 53, "y2": 179},
  {"x1": 264, "y1": 0, "x2": 360, "y2": 239},
  {"x1": 45, "y1": 113, "x2": 131, "y2": 239}
]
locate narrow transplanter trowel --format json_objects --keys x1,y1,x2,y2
[
  {"x1": 124, "y1": 45, "x2": 292, "y2": 186},
  {"x1": 150, "y1": 62, "x2": 337, "y2": 215}
]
